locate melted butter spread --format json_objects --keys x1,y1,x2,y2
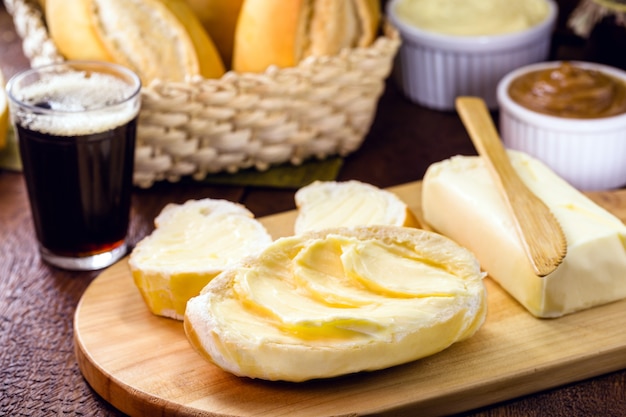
[
  {"x1": 185, "y1": 227, "x2": 487, "y2": 381},
  {"x1": 133, "y1": 210, "x2": 266, "y2": 270},
  {"x1": 299, "y1": 190, "x2": 390, "y2": 228},
  {"x1": 393, "y1": 0, "x2": 550, "y2": 36},
  {"x1": 294, "y1": 181, "x2": 407, "y2": 233},
  {"x1": 509, "y1": 62, "x2": 626, "y2": 119},
  {"x1": 224, "y1": 235, "x2": 469, "y2": 342}
]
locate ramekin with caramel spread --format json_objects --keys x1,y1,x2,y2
[
  {"x1": 508, "y1": 62, "x2": 626, "y2": 119},
  {"x1": 498, "y1": 61, "x2": 626, "y2": 191}
]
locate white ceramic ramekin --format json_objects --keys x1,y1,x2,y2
[
  {"x1": 497, "y1": 61, "x2": 626, "y2": 191},
  {"x1": 386, "y1": 0, "x2": 557, "y2": 110}
]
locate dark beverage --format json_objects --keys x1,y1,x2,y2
[
  {"x1": 17, "y1": 118, "x2": 137, "y2": 258},
  {"x1": 7, "y1": 62, "x2": 141, "y2": 270}
]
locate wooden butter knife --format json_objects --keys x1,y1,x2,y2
[{"x1": 455, "y1": 96, "x2": 567, "y2": 277}]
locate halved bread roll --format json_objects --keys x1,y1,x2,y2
[
  {"x1": 184, "y1": 225, "x2": 487, "y2": 382},
  {"x1": 129, "y1": 199, "x2": 272, "y2": 320},
  {"x1": 45, "y1": 0, "x2": 225, "y2": 84},
  {"x1": 232, "y1": 0, "x2": 381, "y2": 73},
  {"x1": 294, "y1": 180, "x2": 420, "y2": 234}
]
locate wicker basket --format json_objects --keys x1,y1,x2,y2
[{"x1": 5, "y1": 0, "x2": 400, "y2": 188}]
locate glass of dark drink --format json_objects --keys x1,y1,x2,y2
[{"x1": 6, "y1": 61, "x2": 141, "y2": 271}]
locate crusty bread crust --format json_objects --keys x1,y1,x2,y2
[
  {"x1": 45, "y1": 0, "x2": 225, "y2": 83},
  {"x1": 183, "y1": 0, "x2": 244, "y2": 67},
  {"x1": 232, "y1": 0, "x2": 308, "y2": 72},
  {"x1": 232, "y1": 0, "x2": 381, "y2": 73},
  {"x1": 355, "y1": 0, "x2": 382, "y2": 46},
  {"x1": 164, "y1": 0, "x2": 226, "y2": 79},
  {"x1": 46, "y1": 0, "x2": 116, "y2": 63}
]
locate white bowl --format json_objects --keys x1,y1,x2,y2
[
  {"x1": 497, "y1": 61, "x2": 626, "y2": 191},
  {"x1": 386, "y1": 0, "x2": 557, "y2": 110}
]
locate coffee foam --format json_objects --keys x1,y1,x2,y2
[{"x1": 14, "y1": 71, "x2": 140, "y2": 137}]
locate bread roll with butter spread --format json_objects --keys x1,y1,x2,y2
[
  {"x1": 294, "y1": 180, "x2": 420, "y2": 234},
  {"x1": 184, "y1": 226, "x2": 486, "y2": 382},
  {"x1": 232, "y1": 0, "x2": 381, "y2": 73},
  {"x1": 45, "y1": 0, "x2": 226, "y2": 84},
  {"x1": 129, "y1": 199, "x2": 272, "y2": 321},
  {"x1": 422, "y1": 151, "x2": 626, "y2": 318}
]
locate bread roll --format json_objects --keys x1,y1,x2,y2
[
  {"x1": 232, "y1": 0, "x2": 381, "y2": 73},
  {"x1": 184, "y1": 225, "x2": 486, "y2": 382},
  {"x1": 129, "y1": 199, "x2": 272, "y2": 320},
  {"x1": 422, "y1": 151, "x2": 626, "y2": 318},
  {"x1": 184, "y1": 0, "x2": 244, "y2": 67},
  {"x1": 45, "y1": 0, "x2": 225, "y2": 84},
  {"x1": 294, "y1": 180, "x2": 420, "y2": 234}
]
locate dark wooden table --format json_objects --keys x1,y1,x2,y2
[{"x1": 2, "y1": 1, "x2": 626, "y2": 416}]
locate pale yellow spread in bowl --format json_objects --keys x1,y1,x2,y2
[{"x1": 393, "y1": 0, "x2": 550, "y2": 36}]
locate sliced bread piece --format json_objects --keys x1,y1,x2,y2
[
  {"x1": 129, "y1": 199, "x2": 272, "y2": 320},
  {"x1": 294, "y1": 180, "x2": 420, "y2": 234}
]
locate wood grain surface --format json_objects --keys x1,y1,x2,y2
[{"x1": 74, "y1": 182, "x2": 626, "y2": 417}]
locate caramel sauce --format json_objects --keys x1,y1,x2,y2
[{"x1": 508, "y1": 62, "x2": 626, "y2": 119}]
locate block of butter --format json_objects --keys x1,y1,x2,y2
[
  {"x1": 184, "y1": 226, "x2": 486, "y2": 382},
  {"x1": 422, "y1": 151, "x2": 626, "y2": 318}
]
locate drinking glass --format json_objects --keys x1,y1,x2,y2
[{"x1": 6, "y1": 61, "x2": 141, "y2": 271}]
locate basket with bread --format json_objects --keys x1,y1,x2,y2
[{"x1": 5, "y1": 0, "x2": 400, "y2": 188}]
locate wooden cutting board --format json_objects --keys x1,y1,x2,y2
[{"x1": 74, "y1": 181, "x2": 626, "y2": 417}]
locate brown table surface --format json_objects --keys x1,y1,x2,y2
[{"x1": 2, "y1": 1, "x2": 626, "y2": 416}]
